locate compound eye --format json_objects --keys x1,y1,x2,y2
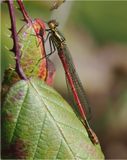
[
  {"x1": 48, "y1": 20, "x2": 59, "y2": 29},
  {"x1": 52, "y1": 19, "x2": 59, "y2": 27}
]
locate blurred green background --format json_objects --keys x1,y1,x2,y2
[{"x1": 1, "y1": 1, "x2": 127, "y2": 158}]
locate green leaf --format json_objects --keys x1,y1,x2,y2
[{"x1": 2, "y1": 78, "x2": 104, "y2": 159}]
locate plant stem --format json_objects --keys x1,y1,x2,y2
[
  {"x1": 17, "y1": 0, "x2": 32, "y2": 24},
  {"x1": 7, "y1": 0, "x2": 27, "y2": 80}
]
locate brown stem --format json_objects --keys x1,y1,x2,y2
[{"x1": 7, "y1": 0, "x2": 27, "y2": 80}]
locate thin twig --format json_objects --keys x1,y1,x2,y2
[
  {"x1": 17, "y1": 0, "x2": 32, "y2": 24},
  {"x1": 7, "y1": 0, "x2": 27, "y2": 80}
]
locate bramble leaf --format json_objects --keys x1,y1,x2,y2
[
  {"x1": 2, "y1": 78, "x2": 104, "y2": 159},
  {"x1": 18, "y1": 19, "x2": 56, "y2": 85},
  {"x1": 18, "y1": 20, "x2": 47, "y2": 80}
]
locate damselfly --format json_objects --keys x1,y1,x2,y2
[{"x1": 44, "y1": 20, "x2": 99, "y2": 144}]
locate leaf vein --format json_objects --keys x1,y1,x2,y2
[
  {"x1": 30, "y1": 80, "x2": 76, "y2": 159},
  {"x1": 55, "y1": 140, "x2": 62, "y2": 159},
  {"x1": 32, "y1": 113, "x2": 47, "y2": 159},
  {"x1": 56, "y1": 121, "x2": 85, "y2": 135}
]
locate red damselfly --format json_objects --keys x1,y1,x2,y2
[
  {"x1": 18, "y1": 0, "x2": 98, "y2": 146},
  {"x1": 40, "y1": 20, "x2": 99, "y2": 144}
]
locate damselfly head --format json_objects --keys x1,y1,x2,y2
[{"x1": 48, "y1": 20, "x2": 59, "y2": 29}]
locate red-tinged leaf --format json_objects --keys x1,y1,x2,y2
[
  {"x1": 18, "y1": 19, "x2": 55, "y2": 84},
  {"x1": 18, "y1": 19, "x2": 46, "y2": 80}
]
